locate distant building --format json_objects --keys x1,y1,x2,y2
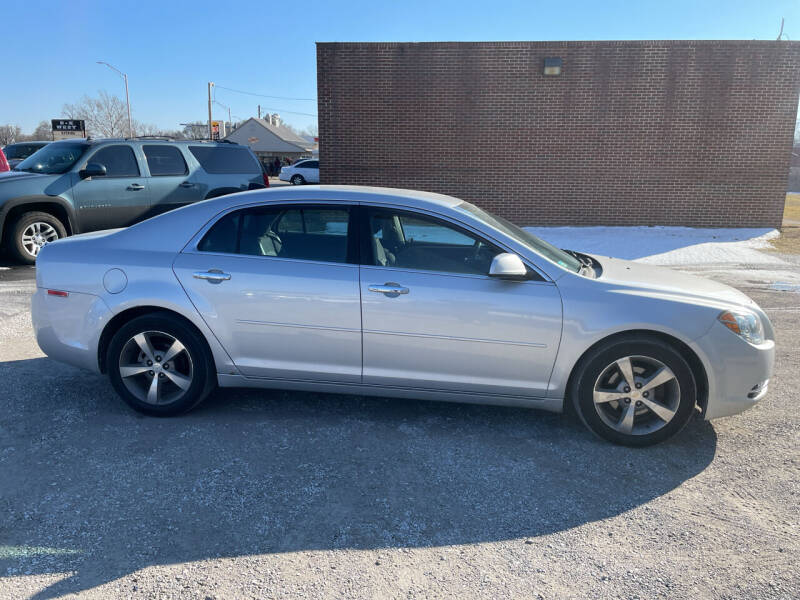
[{"x1": 224, "y1": 116, "x2": 314, "y2": 168}]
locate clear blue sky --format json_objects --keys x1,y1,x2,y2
[{"x1": 4, "y1": 0, "x2": 799, "y2": 134}]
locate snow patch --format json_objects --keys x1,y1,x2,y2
[{"x1": 524, "y1": 226, "x2": 784, "y2": 266}]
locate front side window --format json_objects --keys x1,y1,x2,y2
[
  {"x1": 366, "y1": 208, "x2": 502, "y2": 275},
  {"x1": 144, "y1": 145, "x2": 188, "y2": 176},
  {"x1": 87, "y1": 145, "x2": 140, "y2": 177},
  {"x1": 14, "y1": 142, "x2": 88, "y2": 174},
  {"x1": 198, "y1": 205, "x2": 351, "y2": 264}
]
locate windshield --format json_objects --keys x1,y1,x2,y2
[
  {"x1": 455, "y1": 202, "x2": 583, "y2": 273},
  {"x1": 3, "y1": 143, "x2": 47, "y2": 160},
  {"x1": 14, "y1": 143, "x2": 88, "y2": 174}
]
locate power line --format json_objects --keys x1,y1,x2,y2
[
  {"x1": 214, "y1": 84, "x2": 316, "y2": 102},
  {"x1": 214, "y1": 85, "x2": 318, "y2": 118}
]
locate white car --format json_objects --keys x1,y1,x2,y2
[{"x1": 279, "y1": 159, "x2": 319, "y2": 185}]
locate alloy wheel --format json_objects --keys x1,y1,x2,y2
[
  {"x1": 21, "y1": 222, "x2": 59, "y2": 257},
  {"x1": 118, "y1": 331, "x2": 194, "y2": 405},
  {"x1": 592, "y1": 355, "x2": 681, "y2": 436}
]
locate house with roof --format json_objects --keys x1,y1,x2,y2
[{"x1": 224, "y1": 115, "x2": 314, "y2": 170}]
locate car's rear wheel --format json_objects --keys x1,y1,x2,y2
[
  {"x1": 7, "y1": 211, "x2": 67, "y2": 264},
  {"x1": 571, "y1": 336, "x2": 697, "y2": 446},
  {"x1": 290, "y1": 174, "x2": 305, "y2": 185},
  {"x1": 107, "y1": 314, "x2": 216, "y2": 416}
]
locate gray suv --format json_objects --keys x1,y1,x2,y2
[{"x1": 0, "y1": 138, "x2": 266, "y2": 263}]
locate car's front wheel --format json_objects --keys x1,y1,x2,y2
[
  {"x1": 107, "y1": 313, "x2": 216, "y2": 416},
  {"x1": 7, "y1": 211, "x2": 67, "y2": 264},
  {"x1": 290, "y1": 174, "x2": 305, "y2": 185},
  {"x1": 571, "y1": 336, "x2": 697, "y2": 446}
]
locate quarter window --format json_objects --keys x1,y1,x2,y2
[
  {"x1": 366, "y1": 209, "x2": 502, "y2": 275},
  {"x1": 198, "y1": 205, "x2": 351, "y2": 264},
  {"x1": 87, "y1": 145, "x2": 140, "y2": 177},
  {"x1": 144, "y1": 145, "x2": 188, "y2": 176},
  {"x1": 189, "y1": 146, "x2": 261, "y2": 174}
]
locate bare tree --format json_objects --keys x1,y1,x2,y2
[
  {"x1": 30, "y1": 121, "x2": 54, "y2": 141},
  {"x1": 182, "y1": 122, "x2": 208, "y2": 140},
  {"x1": 302, "y1": 124, "x2": 318, "y2": 138},
  {"x1": 0, "y1": 124, "x2": 23, "y2": 146},
  {"x1": 62, "y1": 91, "x2": 129, "y2": 138}
]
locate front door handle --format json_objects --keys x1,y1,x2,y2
[
  {"x1": 127, "y1": 183, "x2": 145, "y2": 191},
  {"x1": 368, "y1": 282, "x2": 409, "y2": 298},
  {"x1": 193, "y1": 270, "x2": 231, "y2": 283},
  {"x1": 179, "y1": 182, "x2": 195, "y2": 188}
]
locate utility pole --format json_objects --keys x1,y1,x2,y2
[
  {"x1": 207, "y1": 82, "x2": 214, "y2": 139},
  {"x1": 258, "y1": 104, "x2": 261, "y2": 119}
]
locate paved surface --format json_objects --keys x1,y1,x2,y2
[{"x1": 1, "y1": 252, "x2": 799, "y2": 599}]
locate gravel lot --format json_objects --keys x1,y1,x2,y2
[{"x1": 0, "y1": 252, "x2": 799, "y2": 599}]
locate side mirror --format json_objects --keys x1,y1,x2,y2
[
  {"x1": 79, "y1": 163, "x2": 107, "y2": 179},
  {"x1": 489, "y1": 253, "x2": 528, "y2": 279}
]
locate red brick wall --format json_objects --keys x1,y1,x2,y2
[{"x1": 317, "y1": 41, "x2": 800, "y2": 228}]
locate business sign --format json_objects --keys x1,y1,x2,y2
[
  {"x1": 211, "y1": 120, "x2": 225, "y2": 140},
  {"x1": 51, "y1": 119, "x2": 86, "y2": 140}
]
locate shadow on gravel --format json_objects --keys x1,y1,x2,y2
[{"x1": 0, "y1": 357, "x2": 717, "y2": 598}]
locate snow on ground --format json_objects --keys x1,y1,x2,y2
[{"x1": 524, "y1": 226, "x2": 784, "y2": 266}]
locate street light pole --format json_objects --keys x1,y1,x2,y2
[{"x1": 97, "y1": 61, "x2": 133, "y2": 137}]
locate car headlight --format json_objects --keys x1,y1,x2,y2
[{"x1": 718, "y1": 310, "x2": 764, "y2": 344}]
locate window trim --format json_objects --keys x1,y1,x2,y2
[
  {"x1": 82, "y1": 144, "x2": 141, "y2": 179},
  {"x1": 189, "y1": 201, "x2": 359, "y2": 266},
  {"x1": 143, "y1": 144, "x2": 189, "y2": 177}
]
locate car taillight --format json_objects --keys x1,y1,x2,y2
[
  {"x1": 263, "y1": 173, "x2": 270, "y2": 187},
  {"x1": 47, "y1": 290, "x2": 69, "y2": 297}
]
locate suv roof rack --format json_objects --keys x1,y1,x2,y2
[{"x1": 127, "y1": 135, "x2": 177, "y2": 141}]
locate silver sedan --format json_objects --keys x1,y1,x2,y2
[{"x1": 31, "y1": 186, "x2": 774, "y2": 446}]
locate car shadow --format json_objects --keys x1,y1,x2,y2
[{"x1": 0, "y1": 357, "x2": 717, "y2": 598}]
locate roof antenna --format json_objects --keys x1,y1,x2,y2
[{"x1": 778, "y1": 17, "x2": 786, "y2": 40}]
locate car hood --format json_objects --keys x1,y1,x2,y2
[
  {"x1": 0, "y1": 170, "x2": 53, "y2": 182},
  {"x1": 592, "y1": 255, "x2": 755, "y2": 308}
]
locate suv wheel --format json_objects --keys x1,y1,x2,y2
[
  {"x1": 7, "y1": 211, "x2": 67, "y2": 264},
  {"x1": 290, "y1": 174, "x2": 305, "y2": 185}
]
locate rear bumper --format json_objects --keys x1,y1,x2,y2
[
  {"x1": 693, "y1": 321, "x2": 775, "y2": 420},
  {"x1": 32, "y1": 288, "x2": 111, "y2": 373}
]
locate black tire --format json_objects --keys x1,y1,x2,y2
[
  {"x1": 107, "y1": 313, "x2": 216, "y2": 416},
  {"x1": 570, "y1": 336, "x2": 697, "y2": 447},
  {"x1": 7, "y1": 211, "x2": 67, "y2": 264},
  {"x1": 290, "y1": 174, "x2": 305, "y2": 185}
]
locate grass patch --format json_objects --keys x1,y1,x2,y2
[{"x1": 768, "y1": 194, "x2": 800, "y2": 254}]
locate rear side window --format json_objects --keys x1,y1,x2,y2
[
  {"x1": 189, "y1": 146, "x2": 260, "y2": 174},
  {"x1": 144, "y1": 145, "x2": 188, "y2": 176},
  {"x1": 88, "y1": 145, "x2": 140, "y2": 177},
  {"x1": 304, "y1": 160, "x2": 319, "y2": 169},
  {"x1": 198, "y1": 205, "x2": 352, "y2": 263}
]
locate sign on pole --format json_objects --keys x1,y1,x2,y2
[{"x1": 51, "y1": 119, "x2": 86, "y2": 140}]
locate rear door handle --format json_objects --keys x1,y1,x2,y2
[
  {"x1": 193, "y1": 270, "x2": 231, "y2": 283},
  {"x1": 368, "y1": 282, "x2": 409, "y2": 297},
  {"x1": 127, "y1": 183, "x2": 145, "y2": 191},
  {"x1": 179, "y1": 182, "x2": 195, "y2": 188}
]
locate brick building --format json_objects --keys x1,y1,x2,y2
[{"x1": 317, "y1": 40, "x2": 800, "y2": 227}]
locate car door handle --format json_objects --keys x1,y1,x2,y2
[
  {"x1": 368, "y1": 282, "x2": 409, "y2": 297},
  {"x1": 179, "y1": 182, "x2": 195, "y2": 188},
  {"x1": 127, "y1": 183, "x2": 145, "y2": 191},
  {"x1": 193, "y1": 270, "x2": 231, "y2": 282}
]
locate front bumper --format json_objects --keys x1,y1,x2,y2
[
  {"x1": 32, "y1": 288, "x2": 112, "y2": 374},
  {"x1": 693, "y1": 321, "x2": 775, "y2": 420}
]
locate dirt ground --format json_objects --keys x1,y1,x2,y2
[{"x1": 0, "y1": 252, "x2": 799, "y2": 599}]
